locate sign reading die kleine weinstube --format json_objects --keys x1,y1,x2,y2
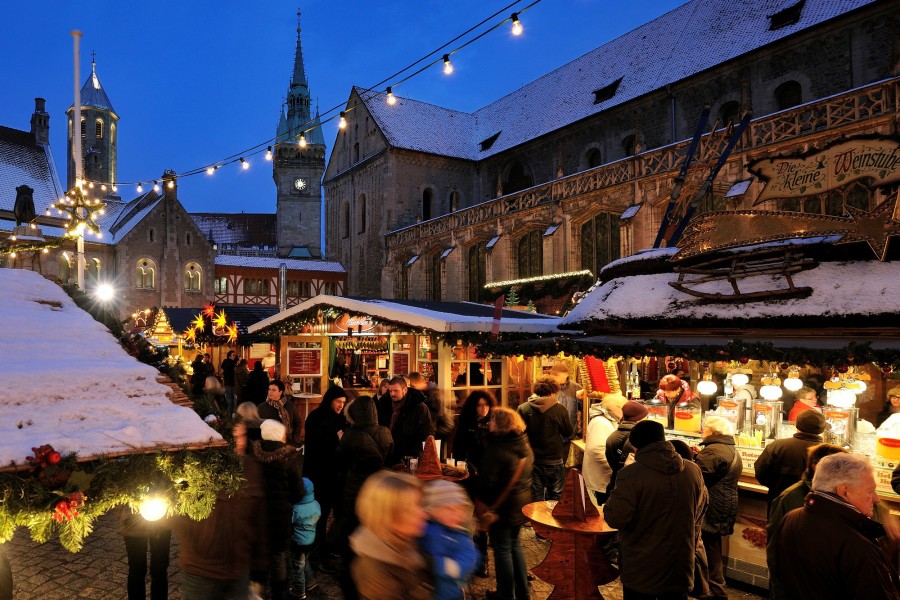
[{"x1": 750, "y1": 135, "x2": 900, "y2": 204}]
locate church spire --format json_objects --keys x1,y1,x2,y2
[
  {"x1": 292, "y1": 9, "x2": 307, "y2": 88},
  {"x1": 277, "y1": 8, "x2": 316, "y2": 143}
]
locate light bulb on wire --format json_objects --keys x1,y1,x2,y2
[
  {"x1": 386, "y1": 87, "x2": 397, "y2": 106},
  {"x1": 298, "y1": 134, "x2": 307, "y2": 148},
  {"x1": 153, "y1": 181, "x2": 160, "y2": 193},
  {"x1": 442, "y1": 54, "x2": 454, "y2": 75},
  {"x1": 338, "y1": 113, "x2": 347, "y2": 130},
  {"x1": 206, "y1": 166, "x2": 216, "y2": 175},
  {"x1": 167, "y1": 180, "x2": 174, "y2": 189},
  {"x1": 136, "y1": 183, "x2": 143, "y2": 193},
  {"x1": 265, "y1": 146, "x2": 273, "y2": 161},
  {"x1": 511, "y1": 13, "x2": 523, "y2": 36},
  {"x1": 240, "y1": 157, "x2": 250, "y2": 170}
]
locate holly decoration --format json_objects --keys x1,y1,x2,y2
[{"x1": 52, "y1": 492, "x2": 86, "y2": 523}]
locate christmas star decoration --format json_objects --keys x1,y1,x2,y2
[
  {"x1": 184, "y1": 327, "x2": 196, "y2": 342},
  {"x1": 202, "y1": 303, "x2": 216, "y2": 318},
  {"x1": 50, "y1": 186, "x2": 106, "y2": 239},
  {"x1": 214, "y1": 310, "x2": 228, "y2": 329},
  {"x1": 836, "y1": 196, "x2": 900, "y2": 260},
  {"x1": 226, "y1": 324, "x2": 238, "y2": 345},
  {"x1": 192, "y1": 314, "x2": 206, "y2": 332}
]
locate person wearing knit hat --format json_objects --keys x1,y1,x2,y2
[
  {"x1": 755, "y1": 407, "x2": 827, "y2": 508},
  {"x1": 420, "y1": 480, "x2": 479, "y2": 600},
  {"x1": 605, "y1": 400, "x2": 650, "y2": 492},
  {"x1": 260, "y1": 418, "x2": 287, "y2": 442},
  {"x1": 876, "y1": 386, "x2": 900, "y2": 427},
  {"x1": 628, "y1": 419, "x2": 665, "y2": 449},
  {"x1": 303, "y1": 385, "x2": 348, "y2": 569}
]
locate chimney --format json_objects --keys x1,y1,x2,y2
[
  {"x1": 162, "y1": 169, "x2": 177, "y2": 199},
  {"x1": 30, "y1": 98, "x2": 50, "y2": 145}
]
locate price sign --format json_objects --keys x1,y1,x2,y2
[
  {"x1": 392, "y1": 352, "x2": 410, "y2": 377},
  {"x1": 287, "y1": 348, "x2": 321, "y2": 376}
]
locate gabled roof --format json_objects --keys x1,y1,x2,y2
[
  {"x1": 69, "y1": 65, "x2": 116, "y2": 115},
  {"x1": 214, "y1": 254, "x2": 346, "y2": 273},
  {"x1": 249, "y1": 294, "x2": 561, "y2": 335},
  {"x1": 0, "y1": 125, "x2": 65, "y2": 214},
  {"x1": 354, "y1": 0, "x2": 875, "y2": 160},
  {"x1": 191, "y1": 213, "x2": 278, "y2": 247}
]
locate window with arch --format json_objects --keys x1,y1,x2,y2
[
  {"x1": 184, "y1": 262, "x2": 202, "y2": 292},
  {"x1": 58, "y1": 254, "x2": 73, "y2": 284},
  {"x1": 450, "y1": 191, "x2": 461, "y2": 212},
  {"x1": 286, "y1": 280, "x2": 312, "y2": 298},
  {"x1": 622, "y1": 135, "x2": 637, "y2": 157},
  {"x1": 68, "y1": 118, "x2": 72, "y2": 140},
  {"x1": 80, "y1": 118, "x2": 86, "y2": 140},
  {"x1": 585, "y1": 148, "x2": 603, "y2": 169},
  {"x1": 581, "y1": 212, "x2": 621, "y2": 275},
  {"x1": 503, "y1": 161, "x2": 533, "y2": 195},
  {"x1": 422, "y1": 188, "x2": 434, "y2": 221},
  {"x1": 775, "y1": 81, "x2": 802, "y2": 110},
  {"x1": 517, "y1": 230, "x2": 543, "y2": 278},
  {"x1": 86, "y1": 258, "x2": 101, "y2": 285},
  {"x1": 323, "y1": 282, "x2": 338, "y2": 295},
  {"x1": 718, "y1": 101, "x2": 741, "y2": 128},
  {"x1": 468, "y1": 242, "x2": 487, "y2": 302},
  {"x1": 110, "y1": 123, "x2": 116, "y2": 145},
  {"x1": 95, "y1": 119, "x2": 103, "y2": 139},
  {"x1": 214, "y1": 276, "x2": 228, "y2": 295},
  {"x1": 136, "y1": 259, "x2": 156, "y2": 289},
  {"x1": 793, "y1": 183, "x2": 871, "y2": 216},
  {"x1": 342, "y1": 202, "x2": 350, "y2": 239},
  {"x1": 148, "y1": 228, "x2": 155, "y2": 243},
  {"x1": 430, "y1": 253, "x2": 442, "y2": 301},
  {"x1": 398, "y1": 265, "x2": 410, "y2": 300},
  {"x1": 358, "y1": 194, "x2": 367, "y2": 233},
  {"x1": 243, "y1": 278, "x2": 270, "y2": 296}
]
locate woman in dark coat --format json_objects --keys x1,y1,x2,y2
[
  {"x1": 246, "y1": 361, "x2": 270, "y2": 405},
  {"x1": 252, "y1": 419, "x2": 304, "y2": 600},
  {"x1": 693, "y1": 415, "x2": 742, "y2": 600},
  {"x1": 303, "y1": 385, "x2": 348, "y2": 560},
  {"x1": 472, "y1": 407, "x2": 534, "y2": 600},
  {"x1": 336, "y1": 395, "x2": 393, "y2": 599}
]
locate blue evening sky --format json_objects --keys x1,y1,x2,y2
[{"x1": 1, "y1": 0, "x2": 685, "y2": 213}]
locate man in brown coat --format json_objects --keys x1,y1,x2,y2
[
  {"x1": 754, "y1": 410, "x2": 826, "y2": 509},
  {"x1": 604, "y1": 420, "x2": 708, "y2": 600}
]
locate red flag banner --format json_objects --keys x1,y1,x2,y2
[{"x1": 490, "y1": 295, "x2": 505, "y2": 340}]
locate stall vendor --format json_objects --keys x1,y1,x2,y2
[{"x1": 657, "y1": 375, "x2": 699, "y2": 430}]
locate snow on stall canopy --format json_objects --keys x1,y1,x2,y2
[
  {"x1": 562, "y1": 260, "x2": 900, "y2": 328},
  {"x1": 0, "y1": 268, "x2": 222, "y2": 470}
]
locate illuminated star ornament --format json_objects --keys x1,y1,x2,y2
[
  {"x1": 48, "y1": 185, "x2": 106, "y2": 239},
  {"x1": 214, "y1": 310, "x2": 228, "y2": 329},
  {"x1": 192, "y1": 313, "x2": 206, "y2": 332},
  {"x1": 837, "y1": 196, "x2": 900, "y2": 260}
]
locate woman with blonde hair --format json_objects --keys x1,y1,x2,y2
[
  {"x1": 472, "y1": 407, "x2": 534, "y2": 599},
  {"x1": 349, "y1": 471, "x2": 432, "y2": 599}
]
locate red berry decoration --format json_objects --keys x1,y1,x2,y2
[
  {"x1": 739, "y1": 356, "x2": 750, "y2": 364},
  {"x1": 48, "y1": 451, "x2": 61, "y2": 465},
  {"x1": 667, "y1": 361, "x2": 677, "y2": 371}
]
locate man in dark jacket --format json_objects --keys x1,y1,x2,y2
[
  {"x1": 384, "y1": 376, "x2": 433, "y2": 465},
  {"x1": 605, "y1": 401, "x2": 648, "y2": 493},
  {"x1": 754, "y1": 409, "x2": 826, "y2": 509},
  {"x1": 773, "y1": 452, "x2": 900, "y2": 599},
  {"x1": 693, "y1": 416, "x2": 742, "y2": 600},
  {"x1": 517, "y1": 376, "x2": 574, "y2": 502},
  {"x1": 303, "y1": 385, "x2": 348, "y2": 564},
  {"x1": 604, "y1": 420, "x2": 708, "y2": 599},
  {"x1": 220, "y1": 350, "x2": 237, "y2": 414}
]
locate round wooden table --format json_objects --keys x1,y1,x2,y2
[{"x1": 522, "y1": 500, "x2": 619, "y2": 600}]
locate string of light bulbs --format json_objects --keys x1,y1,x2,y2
[{"x1": 64, "y1": 0, "x2": 543, "y2": 197}]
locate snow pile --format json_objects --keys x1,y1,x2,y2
[
  {"x1": 563, "y1": 260, "x2": 900, "y2": 327},
  {"x1": 0, "y1": 268, "x2": 222, "y2": 470}
]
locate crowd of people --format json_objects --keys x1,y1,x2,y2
[{"x1": 122, "y1": 359, "x2": 900, "y2": 600}]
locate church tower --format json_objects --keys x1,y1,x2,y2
[
  {"x1": 273, "y1": 9, "x2": 326, "y2": 258},
  {"x1": 66, "y1": 56, "x2": 119, "y2": 198}
]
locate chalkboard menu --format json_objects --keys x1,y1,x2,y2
[
  {"x1": 287, "y1": 348, "x2": 322, "y2": 376},
  {"x1": 391, "y1": 352, "x2": 410, "y2": 377}
]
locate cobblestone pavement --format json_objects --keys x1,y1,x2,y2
[{"x1": 6, "y1": 514, "x2": 765, "y2": 599}]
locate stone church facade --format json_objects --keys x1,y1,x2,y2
[{"x1": 323, "y1": 0, "x2": 899, "y2": 301}]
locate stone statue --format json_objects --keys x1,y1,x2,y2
[{"x1": 13, "y1": 185, "x2": 35, "y2": 226}]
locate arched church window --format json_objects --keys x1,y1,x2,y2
[
  {"x1": 622, "y1": 135, "x2": 637, "y2": 157},
  {"x1": 59, "y1": 254, "x2": 73, "y2": 284},
  {"x1": 468, "y1": 242, "x2": 487, "y2": 302},
  {"x1": 184, "y1": 262, "x2": 202, "y2": 292},
  {"x1": 423, "y1": 188, "x2": 434, "y2": 221},
  {"x1": 775, "y1": 81, "x2": 802, "y2": 110},
  {"x1": 342, "y1": 202, "x2": 350, "y2": 239},
  {"x1": 358, "y1": 194, "x2": 367, "y2": 233},
  {"x1": 586, "y1": 148, "x2": 603, "y2": 169},
  {"x1": 517, "y1": 230, "x2": 542, "y2": 278},
  {"x1": 136, "y1": 259, "x2": 156, "y2": 289},
  {"x1": 718, "y1": 101, "x2": 741, "y2": 127},
  {"x1": 503, "y1": 161, "x2": 533, "y2": 195},
  {"x1": 95, "y1": 119, "x2": 103, "y2": 139}
]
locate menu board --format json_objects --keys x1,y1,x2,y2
[
  {"x1": 391, "y1": 352, "x2": 410, "y2": 377},
  {"x1": 287, "y1": 348, "x2": 321, "y2": 376}
]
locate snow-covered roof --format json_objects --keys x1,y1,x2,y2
[
  {"x1": 215, "y1": 254, "x2": 346, "y2": 273},
  {"x1": 249, "y1": 295, "x2": 561, "y2": 335},
  {"x1": 191, "y1": 213, "x2": 278, "y2": 248},
  {"x1": 0, "y1": 268, "x2": 222, "y2": 470},
  {"x1": 562, "y1": 260, "x2": 900, "y2": 330},
  {"x1": 0, "y1": 125, "x2": 65, "y2": 215},
  {"x1": 357, "y1": 0, "x2": 875, "y2": 160}
]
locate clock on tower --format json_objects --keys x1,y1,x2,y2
[{"x1": 294, "y1": 177, "x2": 307, "y2": 191}]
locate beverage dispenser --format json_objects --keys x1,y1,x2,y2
[
  {"x1": 750, "y1": 400, "x2": 783, "y2": 441},
  {"x1": 716, "y1": 396, "x2": 745, "y2": 433},
  {"x1": 673, "y1": 401, "x2": 702, "y2": 434},
  {"x1": 645, "y1": 399, "x2": 667, "y2": 427},
  {"x1": 824, "y1": 406, "x2": 857, "y2": 449}
]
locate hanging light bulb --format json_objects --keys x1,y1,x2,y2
[
  {"x1": 338, "y1": 112, "x2": 347, "y2": 130},
  {"x1": 386, "y1": 87, "x2": 397, "y2": 106},
  {"x1": 298, "y1": 134, "x2": 307, "y2": 148},
  {"x1": 101, "y1": 184, "x2": 107, "y2": 191},
  {"x1": 759, "y1": 372, "x2": 783, "y2": 400},
  {"x1": 697, "y1": 377, "x2": 717, "y2": 396},
  {"x1": 240, "y1": 157, "x2": 250, "y2": 170},
  {"x1": 45, "y1": 208, "x2": 51, "y2": 216},
  {"x1": 167, "y1": 180, "x2": 175, "y2": 189},
  {"x1": 206, "y1": 166, "x2": 216, "y2": 175},
  {"x1": 112, "y1": 185, "x2": 118, "y2": 192},
  {"x1": 732, "y1": 372, "x2": 749, "y2": 387},
  {"x1": 265, "y1": 146, "x2": 273, "y2": 161},
  {"x1": 137, "y1": 183, "x2": 144, "y2": 193},
  {"x1": 783, "y1": 366, "x2": 803, "y2": 392},
  {"x1": 511, "y1": 12, "x2": 523, "y2": 36},
  {"x1": 442, "y1": 54, "x2": 454, "y2": 75},
  {"x1": 153, "y1": 181, "x2": 160, "y2": 192}
]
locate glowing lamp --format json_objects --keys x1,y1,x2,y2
[
  {"x1": 731, "y1": 373, "x2": 749, "y2": 387},
  {"x1": 386, "y1": 87, "x2": 396, "y2": 106},
  {"x1": 265, "y1": 146, "x2": 273, "y2": 161},
  {"x1": 697, "y1": 379, "x2": 718, "y2": 396},
  {"x1": 783, "y1": 377, "x2": 803, "y2": 392},
  {"x1": 153, "y1": 181, "x2": 160, "y2": 192},
  {"x1": 139, "y1": 497, "x2": 168, "y2": 522},
  {"x1": 442, "y1": 54, "x2": 454, "y2": 75},
  {"x1": 511, "y1": 13, "x2": 523, "y2": 36},
  {"x1": 206, "y1": 166, "x2": 215, "y2": 175},
  {"x1": 298, "y1": 134, "x2": 307, "y2": 148},
  {"x1": 338, "y1": 113, "x2": 347, "y2": 130},
  {"x1": 827, "y1": 387, "x2": 857, "y2": 408},
  {"x1": 137, "y1": 184, "x2": 144, "y2": 193},
  {"x1": 95, "y1": 283, "x2": 115, "y2": 302},
  {"x1": 759, "y1": 384, "x2": 783, "y2": 400}
]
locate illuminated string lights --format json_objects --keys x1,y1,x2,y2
[
  {"x1": 59, "y1": 0, "x2": 542, "y2": 193},
  {"x1": 153, "y1": 181, "x2": 160, "y2": 193}
]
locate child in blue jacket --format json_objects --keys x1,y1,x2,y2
[
  {"x1": 291, "y1": 477, "x2": 321, "y2": 600},
  {"x1": 420, "y1": 479, "x2": 480, "y2": 600}
]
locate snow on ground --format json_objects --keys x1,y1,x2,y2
[
  {"x1": 0, "y1": 268, "x2": 222, "y2": 470},
  {"x1": 563, "y1": 260, "x2": 900, "y2": 326}
]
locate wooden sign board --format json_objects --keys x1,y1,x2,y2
[
  {"x1": 391, "y1": 352, "x2": 410, "y2": 377},
  {"x1": 287, "y1": 348, "x2": 322, "y2": 377}
]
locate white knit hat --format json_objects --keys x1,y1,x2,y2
[{"x1": 260, "y1": 419, "x2": 287, "y2": 442}]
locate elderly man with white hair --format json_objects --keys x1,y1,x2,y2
[
  {"x1": 692, "y1": 415, "x2": 742, "y2": 600},
  {"x1": 773, "y1": 453, "x2": 900, "y2": 600}
]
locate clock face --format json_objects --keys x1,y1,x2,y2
[{"x1": 294, "y1": 178, "x2": 307, "y2": 191}]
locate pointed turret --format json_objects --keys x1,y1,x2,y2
[
  {"x1": 66, "y1": 55, "x2": 119, "y2": 195},
  {"x1": 292, "y1": 9, "x2": 308, "y2": 89}
]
